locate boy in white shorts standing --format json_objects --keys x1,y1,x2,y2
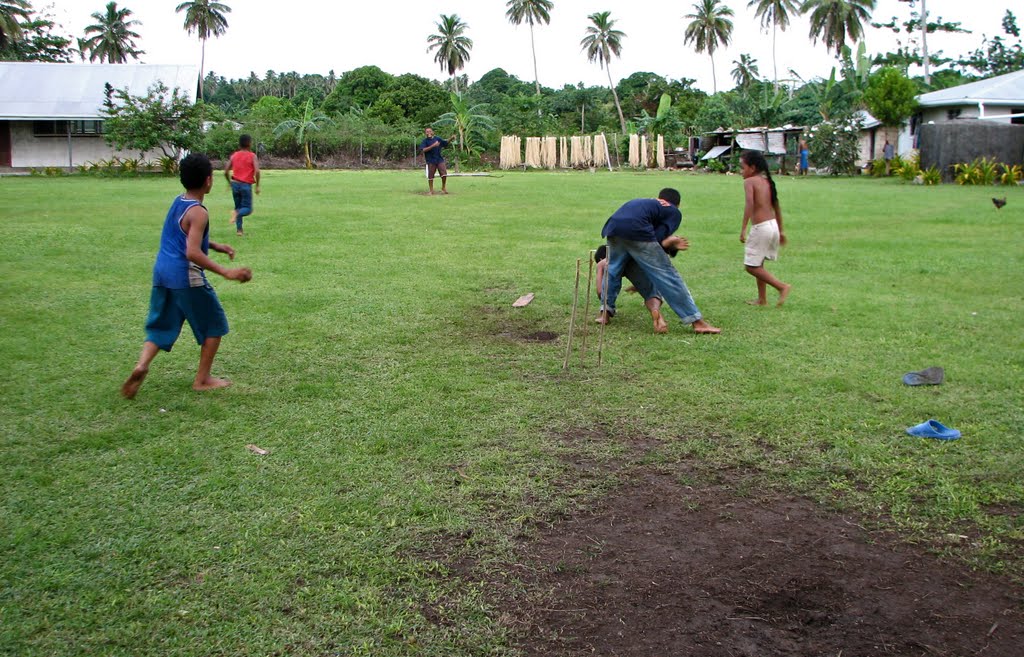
[{"x1": 739, "y1": 150, "x2": 791, "y2": 306}]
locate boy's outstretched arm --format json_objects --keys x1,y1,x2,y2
[{"x1": 183, "y1": 206, "x2": 252, "y2": 282}]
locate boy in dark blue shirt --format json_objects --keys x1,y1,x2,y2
[
  {"x1": 420, "y1": 127, "x2": 456, "y2": 195},
  {"x1": 599, "y1": 188, "x2": 720, "y2": 334},
  {"x1": 121, "y1": 153, "x2": 253, "y2": 399}
]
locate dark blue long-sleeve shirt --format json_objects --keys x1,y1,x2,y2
[{"x1": 601, "y1": 198, "x2": 681, "y2": 244}]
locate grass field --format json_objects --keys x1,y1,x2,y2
[{"x1": 1, "y1": 169, "x2": 1022, "y2": 656}]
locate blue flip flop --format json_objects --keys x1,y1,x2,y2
[{"x1": 906, "y1": 419, "x2": 961, "y2": 440}]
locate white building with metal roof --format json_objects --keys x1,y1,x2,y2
[
  {"x1": 0, "y1": 62, "x2": 198, "y2": 169},
  {"x1": 916, "y1": 68, "x2": 1024, "y2": 123}
]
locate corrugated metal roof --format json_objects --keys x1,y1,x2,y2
[
  {"x1": 916, "y1": 69, "x2": 1024, "y2": 107},
  {"x1": 0, "y1": 63, "x2": 198, "y2": 119}
]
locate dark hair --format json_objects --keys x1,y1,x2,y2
[
  {"x1": 740, "y1": 150, "x2": 778, "y2": 205},
  {"x1": 179, "y1": 153, "x2": 213, "y2": 191},
  {"x1": 239, "y1": 134, "x2": 252, "y2": 148},
  {"x1": 658, "y1": 188, "x2": 681, "y2": 207},
  {"x1": 594, "y1": 244, "x2": 607, "y2": 262}
]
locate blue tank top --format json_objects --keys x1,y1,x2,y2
[{"x1": 152, "y1": 195, "x2": 209, "y2": 289}]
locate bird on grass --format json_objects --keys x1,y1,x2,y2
[{"x1": 992, "y1": 197, "x2": 1007, "y2": 210}]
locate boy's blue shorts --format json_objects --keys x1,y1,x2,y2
[{"x1": 145, "y1": 285, "x2": 229, "y2": 351}]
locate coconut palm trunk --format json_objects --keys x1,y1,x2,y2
[
  {"x1": 529, "y1": 22, "x2": 540, "y2": 96},
  {"x1": 199, "y1": 37, "x2": 206, "y2": 99},
  {"x1": 710, "y1": 51, "x2": 717, "y2": 93},
  {"x1": 772, "y1": 22, "x2": 778, "y2": 89},
  {"x1": 606, "y1": 65, "x2": 626, "y2": 133}
]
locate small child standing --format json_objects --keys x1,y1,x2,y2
[
  {"x1": 739, "y1": 150, "x2": 790, "y2": 306},
  {"x1": 121, "y1": 153, "x2": 253, "y2": 399},
  {"x1": 224, "y1": 134, "x2": 260, "y2": 236}
]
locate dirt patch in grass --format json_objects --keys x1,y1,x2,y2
[{"x1": 491, "y1": 436, "x2": 1024, "y2": 657}]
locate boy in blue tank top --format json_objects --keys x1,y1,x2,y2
[{"x1": 121, "y1": 153, "x2": 253, "y2": 399}]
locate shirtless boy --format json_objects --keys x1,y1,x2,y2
[{"x1": 739, "y1": 150, "x2": 791, "y2": 306}]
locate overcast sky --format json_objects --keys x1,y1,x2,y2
[{"x1": 49, "y1": 1, "x2": 1012, "y2": 92}]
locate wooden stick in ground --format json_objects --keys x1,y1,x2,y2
[
  {"x1": 579, "y1": 252, "x2": 595, "y2": 366},
  {"x1": 562, "y1": 258, "x2": 581, "y2": 370},
  {"x1": 597, "y1": 244, "x2": 610, "y2": 367}
]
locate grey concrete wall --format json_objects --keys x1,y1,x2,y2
[
  {"x1": 919, "y1": 121, "x2": 1024, "y2": 181},
  {"x1": 10, "y1": 122, "x2": 133, "y2": 168}
]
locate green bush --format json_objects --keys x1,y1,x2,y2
[
  {"x1": 921, "y1": 166, "x2": 942, "y2": 185},
  {"x1": 807, "y1": 115, "x2": 861, "y2": 175},
  {"x1": 202, "y1": 123, "x2": 242, "y2": 160},
  {"x1": 896, "y1": 153, "x2": 921, "y2": 182}
]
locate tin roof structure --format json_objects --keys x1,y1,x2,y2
[
  {"x1": 916, "y1": 69, "x2": 1024, "y2": 108},
  {"x1": 0, "y1": 63, "x2": 199, "y2": 120}
]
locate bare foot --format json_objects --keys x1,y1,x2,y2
[
  {"x1": 193, "y1": 377, "x2": 232, "y2": 392},
  {"x1": 236, "y1": 230, "x2": 244, "y2": 237},
  {"x1": 777, "y1": 284, "x2": 791, "y2": 307},
  {"x1": 595, "y1": 311, "x2": 611, "y2": 325},
  {"x1": 692, "y1": 319, "x2": 722, "y2": 334},
  {"x1": 441, "y1": 189, "x2": 449, "y2": 195},
  {"x1": 121, "y1": 367, "x2": 149, "y2": 399},
  {"x1": 229, "y1": 210, "x2": 237, "y2": 225},
  {"x1": 426, "y1": 191, "x2": 434, "y2": 196},
  {"x1": 746, "y1": 299, "x2": 767, "y2": 306},
  {"x1": 652, "y1": 311, "x2": 668, "y2": 334}
]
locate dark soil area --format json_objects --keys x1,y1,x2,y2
[{"x1": 493, "y1": 436, "x2": 1024, "y2": 657}]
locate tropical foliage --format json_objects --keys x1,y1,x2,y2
[
  {"x1": 434, "y1": 92, "x2": 495, "y2": 165},
  {"x1": 0, "y1": 0, "x2": 30, "y2": 49},
  {"x1": 580, "y1": 10, "x2": 627, "y2": 133},
  {"x1": 806, "y1": 114, "x2": 861, "y2": 175},
  {"x1": 731, "y1": 54, "x2": 760, "y2": 89},
  {"x1": 748, "y1": 0, "x2": 799, "y2": 88},
  {"x1": 684, "y1": 0, "x2": 735, "y2": 94},
  {"x1": 81, "y1": 1, "x2": 143, "y2": 63},
  {"x1": 101, "y1": 82, "x2": 202, "y2": 161},
  {"x1": 426, "y1": 14, "x2": 472, "y2": 94},
  {"x1": 802, "y1": 0, "x2": 876, "y2": 57},
  {"x1": 273, "y1": 98, "x2": 333, "y2": 169},
  {"x1": 505, "y1": 0, "x2": 554, "y2": 96},
  {"x1": 862, "y1": 66, "x2": 918, "y2": 127},
  {"x1": 175, "y1": 1, "x2": 231, "y2": 100}
]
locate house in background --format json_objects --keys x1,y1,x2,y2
[
  {"x1": 916, "y1": 68, "x2": 1024, "y2": 125},
  {"x1": 0, "y1": 62, "x2": 198, "y2": 169}
]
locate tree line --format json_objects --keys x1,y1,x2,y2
[{"x1": 2, "y1": 1, "x2": 1021, "y2": 168}]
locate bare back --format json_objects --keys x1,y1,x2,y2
[{"x1": 743, "y1": 174, "x2": 776, "y2": 224}]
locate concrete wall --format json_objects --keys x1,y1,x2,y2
[
  {"x1": 10, "y1": 122, "x2": 133, "y2": 168},
  {"x1": 919, "y1": 120, "x2": 1024, "y2": 180}
]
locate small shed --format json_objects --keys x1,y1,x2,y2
[
  {"x1": 701, "y1": 125, "x2": 805, "y2": 172},
  {"x1": 0, "y1": 62, "x2": 199, "y2": 169}
]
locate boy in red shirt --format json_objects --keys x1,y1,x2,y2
[{"x1": 224, "y1": 134, "x2": 260, "y2": 236}]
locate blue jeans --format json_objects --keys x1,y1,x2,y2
[
  {"x1": 231, "y1": 181, "x2": 253, "y2": 230},
  {"x1": 601, "y1": 237, "x2": 702, "y2": 324}
]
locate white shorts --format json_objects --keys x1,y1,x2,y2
[{"x1": 744, "y1": 219, "x2": 780, "y2": 267}]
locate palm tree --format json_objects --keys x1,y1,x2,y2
[
  {"x1": 505, "y1": 0, "x2": 554, "y2": 96},
  {"x1": 82, "y1": 2, "x2": 143, "y2": 63},
  {"x1": 683, "y1": 0, "x2": 734, "y2": 94},
  {"x1": 0, "y1": 0, "x2": 31, "y2": 49},
  {"x1": 801, "y1": 0, "x2": 876, "y2": 57},
  {"x1": 731, "y1": 53, "x2": 760, "y2": 89},
  {"x1": 580, "y1": 11, "x2": 627, "y2": 134},
  {"x1": 175, "y1": 1, "x2": 231, "y2": 101},
  {"x1": 748, "y1": 0, "x2": 799, "y2": 89},
  {"x1": 273, "y1": 98, "x2": 332, "y2": 169},
  {"x1": 426, "y1": 14, "x2": 472, "y2": 95}
]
